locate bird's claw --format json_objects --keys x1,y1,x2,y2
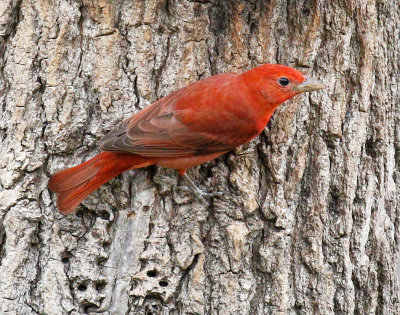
[{"x1": 181, "y1": 174, "x2": 222, "y2": 200}]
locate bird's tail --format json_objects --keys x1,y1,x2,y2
[{"x1": 48, "y1": 152, "x2": 153, "y2": 215}]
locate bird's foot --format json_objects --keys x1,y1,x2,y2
[{"x1": 182, "y1": 174, "x2": 222, "y2": 200}]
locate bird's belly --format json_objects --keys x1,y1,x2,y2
[{"x1": 156, "y1": 151, "x2": 228, "y2": 171}]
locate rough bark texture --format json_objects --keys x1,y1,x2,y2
[{"x1": 0, "y1": 0, "x2": 399, "y2": 314}]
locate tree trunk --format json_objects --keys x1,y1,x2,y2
[{"x1": 0, "y1": 0, "x2": 399, "y2": 314}]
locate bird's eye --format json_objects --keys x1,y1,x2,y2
[{"x1": 278, "y1": 77, "x2": 290, "y2": 87}]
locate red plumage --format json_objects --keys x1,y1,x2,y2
[
  {"x1": 48, "y1": 152, "x2": 153, "y2": 214},
  {"x1": 49, "y1": 64, "x2": 326, "y2": 214}
]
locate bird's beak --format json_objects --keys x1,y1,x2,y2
[{"x1": 293, "y1": 77, "x2": 327, "y2": 93}]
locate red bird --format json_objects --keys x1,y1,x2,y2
[{"x1": 49, "y1": 64, "x2": 326, "y2": 215}]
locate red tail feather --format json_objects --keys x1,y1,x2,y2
[{"x1": 48, "y1": 152, "x2": 153, "y2": 215}]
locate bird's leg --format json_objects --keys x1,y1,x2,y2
[
  {"x1": 178, "y1": 169, "x2": 221, "y2": 199},
  {"x1": 183, "y1": 174, "x2": 213, "y2": 198}
]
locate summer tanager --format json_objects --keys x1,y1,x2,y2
[{"x1": 49, "y1": 64, "x2": 326, "y2": 215}]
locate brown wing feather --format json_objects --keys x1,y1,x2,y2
[
  {"x1": 99, "y1": 91, "x2": 230, "y2": 157},
  {"x1": 100, "y1": 73, "x2": 258, "y2": 158}
]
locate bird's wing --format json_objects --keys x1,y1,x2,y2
[{"x1": 99, "y1": 74, "x2": 257, "y2": 157}]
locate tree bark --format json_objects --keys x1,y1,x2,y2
[{"x1": 0, "y1": 0, "x2": 399, "y2": 314}]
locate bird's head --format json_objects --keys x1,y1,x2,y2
[{"x1": 243, "y1": 64, "x2": 327, "y2": 106}]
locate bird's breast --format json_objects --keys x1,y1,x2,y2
[{"x1": 156, "y1": 151, "x2": 228, "y2": 170}]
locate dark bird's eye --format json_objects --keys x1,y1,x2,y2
[{"x1": 278, "y1": 77, "x2": 290, "y2": 87}]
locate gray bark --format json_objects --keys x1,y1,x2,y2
[{"x1": 0, "y1": 0, "x2": 399, "y2": 314}]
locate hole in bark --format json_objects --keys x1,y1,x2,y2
[
  {"x1": 143, "y1": 206, "x2": 150, "y2": 212},
  {"x1": 76, "y1": 210, "x2": 84, "y2": 218},
  {"x1": 61, "y1": 250, "x2": 71, "y2": 263},
  {"x1": 147, "y1": 270, "x2": 157, "y2": 277},
  {"x1": 250, "y1": 22, "x2": 257, "y2": 33},
  {"x1": 277, "y1": 28, "x2": 285, "y2": 36},
  {"x1": 95, "y1": 281, "x2": 107, "y2": 292},
  {"x1": 144, "y1": 296, "x2": 163, "y2": 314},
  {"x1": 365, "y1": 137, "x2": 377, "y2": 158},
  {"x1": 127, "y1": 212, "x2": 136, "y2": 219},
  {"x1": 96, "y1": 257, "x2": 107, "y2": 266},
  {"x1": 83, "y1": 303, "x2": 97, "y2": 313},
  {"x1": 100, "y1": 211, "x2": 110, "y2": 220},
  {"x1": 159, "y1": 280, "x2": 168, "y2": 287},
  {"x1": 77, "y1": 284, "x2": 87, "y2": 291},
  {"x1": 266, "y1": 217, "x2": 277, "y2": 224},
  {"x1": 156, "y1": 25, "x2": 165, "y2": 34},
  {"x1": 329, "y1": 193, "x2": 340, "y2": 217},
  {"x1": 0, "y1": 230, "x2": 6, "y2": 266}
]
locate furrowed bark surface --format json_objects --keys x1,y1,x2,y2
[{"x1": 0, "y1": 0, "x2": 399, "y2": 314}]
